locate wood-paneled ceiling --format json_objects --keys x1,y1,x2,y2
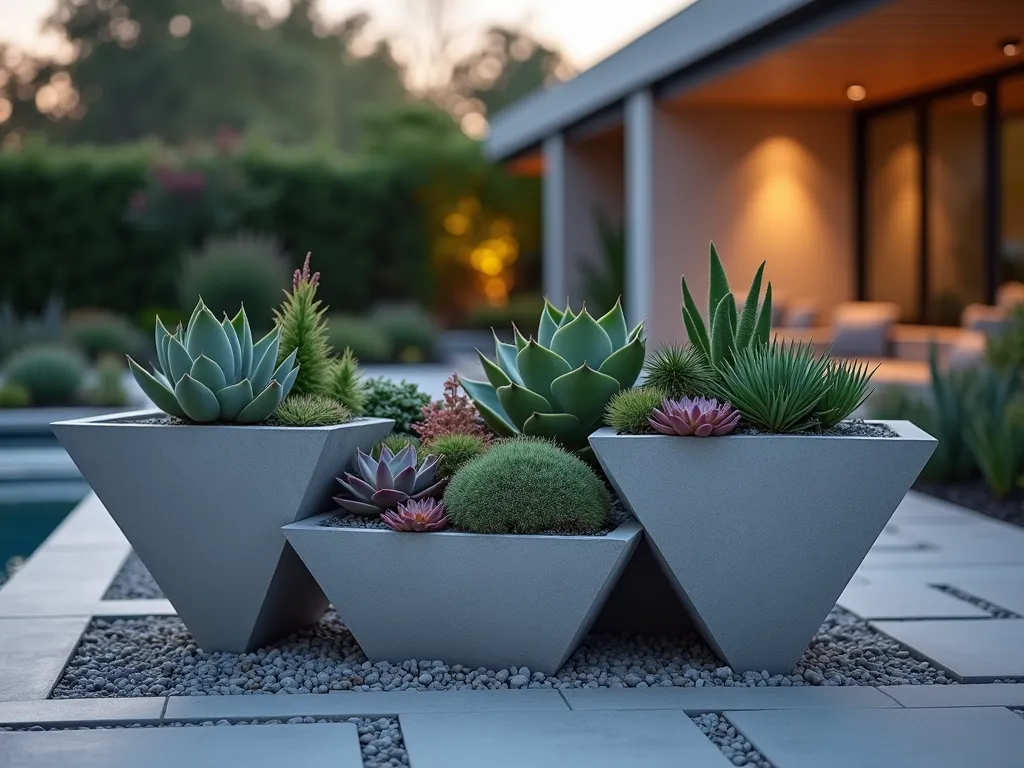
[{"x1": 674, "y1": 0, "x2": 1024, "y2": 108}]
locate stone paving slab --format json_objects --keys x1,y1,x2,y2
[
  {"x1": 0, "y1": 697, "x2": 165, "y2": 727},
  {"x1": 878, "y1": 683, "x2": 1024, "y2": 709},
  {"x1": 836, "y1": 582, "x2": 991, "y2": 620},
  {"x1": 726, "y1": 706, "x2": 1024, "y2": 768},
  {"x1": 0, "y1": 722, "x2": 361, "y2": 768},
  {"x1": 0, "y1": 545, "x2": 129, "y2": 618},
  {"x1": 870, "y1": 620, "x2": 1024, "y2": 681},
  {"x1": 163, "y1": 689, "x2": 569, "y2": 721},
  {"x1": 399, "y1": 709, "x2": 732, "y2": 767},
  {"x1": 940, "y1": 576, "x2": 1024, "y2": 616},
  {"x1": 561, "y1": 685, "x2": 897, "y2": 712},
  {"x1": 0, "y1": 617, "x2": 88, "y2": 702},
  {"x1": 41, "y1": 494, "x2": 126, "y2": 549}
]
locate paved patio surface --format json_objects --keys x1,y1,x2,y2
[{"x1": 1, "y1": 491, "x2": 1023, "y2": 766}]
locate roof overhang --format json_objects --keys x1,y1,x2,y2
[{"x1": 484, "y1": 0, "x2": 877, "y2": 160}]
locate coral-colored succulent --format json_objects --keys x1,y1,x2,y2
[
  {"x1": 414, "y1": 373, "x2": 491, "y2": 444},
  {"x1": 649, "y1": 396, "x2": 740, "y2": 437},
  {"x1": 380, "y1": 498, "x2": 448, "y2": 532}
]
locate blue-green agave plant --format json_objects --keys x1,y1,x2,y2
[
  {"x1": 461, "y1": 299, "x2": 645, "y2": 455},
  {"x1": 127, "y1": 299, "x2": 299, "y2": 424}
]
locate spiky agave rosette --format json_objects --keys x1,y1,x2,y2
[
  {"x1": 461, "y1": 299, "x2": 645, "y2": 458},
  {"x1": 127, "y1": 300, "x2": 298, "y2": 423}
]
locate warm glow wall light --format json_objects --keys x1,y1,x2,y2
[
  {"x1": 1001, "y1": 38, "x2": 1022, "y2": 57},
  {"x1": 972, "y1": 91, "x2": 988, "y2": 107},
  {"x1": 846, "y1": 84, "x2": 867, "y2": 102}
]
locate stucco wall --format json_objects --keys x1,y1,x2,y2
[{"x1": 645, "y1": 106, "x2": 854, "y2": 346}]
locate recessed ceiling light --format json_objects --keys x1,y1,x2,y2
[
  {"x1": 972, "y1": 91, "x2": 988, "y2": 107},
  {"x1": 846, "y1": 84, "x2": 867, "y2": 102},
  {"x1": 1000, "y1": 38, "x2": 1021, "y2": 56}
]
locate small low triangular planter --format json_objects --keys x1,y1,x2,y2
[
  {"x1": 284, "y1": 514, "x2": 642, "y2": 674},
  {"x1": 590, "y1": 421, "x2": 936, "y2": 674},
  {"x1": 52, "y1": 409, "x2": 393, "y2": 653}
]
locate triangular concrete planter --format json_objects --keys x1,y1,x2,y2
[
  {"x1": 284, "y1": 514, "x2": 642, "y2": 674},
  {"x1": 590, "y1": 421, "x2": 936, "y2": 674},
  {"x1": 52, "y1": 409, "x2": 393, "y2": 653}
]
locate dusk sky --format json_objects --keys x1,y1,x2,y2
[{"x1": 1, "y1": 0, "x2": 691, "y2": 70}]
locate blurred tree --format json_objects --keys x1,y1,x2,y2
[
  {"x1": 450, "y1": 26, "x2": 574, "y2": 121},
  {"x1": 2, "y1": 0, "x2": 409, "y2": 149}
]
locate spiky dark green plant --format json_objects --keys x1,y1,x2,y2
[
  {"x1": 424, "y1": 433, "x2": 489, "y2": 479},
  {"x1": 273, "y1": 253, "x2": 332, "y2": 398},
  {"x1": 443, "y1": 437, "x2": 611, "y2": 534},
  {"x1": 372, "y1": 434, "x2": 421, "y2": 459},
  {"x1": 642, "y1": 344, "x2": 716, "y2": 399},
  {"x1": 717, "y1": 340, "x2": 830, "y2": 433},
  {"x1": 274, "y1": 393, "x2": 351, "y2": 427},
  {"x1": 963, "y1": 366, "x2": 1024, "y2": 499},
  {"x1": 922, "y1": 345, "x2": 979, "y2": 483},
  {"x1": 816, "y1": 358, "x2": 878, "y2": 429},
  {"x1": 605, "y1": 386, "x2": 664, "y2": 434},
  {"x1": 328, "y1": 347, "x2": 366, "y2": 415},
  {"x1": 681, "y1": 243, "x2": 772, "y2": 371}
]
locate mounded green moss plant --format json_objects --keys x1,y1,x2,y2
[
  {"x1": 372, "y1": 433, "x2": 421, "y2": 459},
  {"x1": 444, "y1": 438, "x2": 611, "y2": 534},
  {"x1": 716, "y1": 340, "x2": 830, "y2": 433},
  {"x1": 274, "y1": 393, "x2": 351, "y2": 427},
  {"x1": 84, "y1": 354, "x2": 129, "y2": 408},
  {"x1": 642, "y1": 344, "x2": 715, "y2": 399},
  {"x1": 274, "y1": 254, "x2": 333, "y2": 398},
  {"x1": 424, "y1": 433, "x2": 489, "y2": 478},
  {"x1": 2, "y1": 344, "x2": 87, "y2": 406},
  {"x1": 605, "y1": 386, "x2": 665, "y2": 434},
  {"x1": 328, "y1": 347, "x2": 366, "y2": 415},
  {"x1": 362, "y1": 377, "x2": 431, "y2": 435}
]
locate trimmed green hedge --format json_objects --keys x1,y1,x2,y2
[{"x1": 0, "y1": 142, "x2": 540, "y2": 319}]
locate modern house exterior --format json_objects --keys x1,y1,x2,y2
[{"x1": 485, "y1": 0, "x2": 1024, "y2": 348}]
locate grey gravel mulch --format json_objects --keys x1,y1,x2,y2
[
  {"x1": 51, "y1": 605, "x2": 954, "y2": 701},
  {"x1": 102, "y1": 552, "x2": 164, "y2": 600},
  {"x1": 691, "y1": 713, "x2": 774, "y2": 768}
]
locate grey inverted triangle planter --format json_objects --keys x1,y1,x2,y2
[
  {"x1": 283, "y1": 514, "x2": 642, "y2": 674},
  {"x1": 52, "y1": 409, "x2": 394, "y2": 653},
  {"x1": 589, "y1": 420, "x2": 936, "y2": 674}
]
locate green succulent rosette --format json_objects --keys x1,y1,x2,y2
[
  {"x1": 128, "y1": 299, "x2": 299, "y2": 424},
  {"x1": 461, "y1": 298, "x2": 645, "y2": 457}
]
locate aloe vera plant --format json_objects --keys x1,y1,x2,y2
[
  {"x1": 681, "y1": 243, "x2": 772, "y2": 370},
  {"x1": 461, "y1": 299, "x2": 645, "y2": 456},
  {"x1": 127, "y1": 299, "x2": 298, "y2": 423}
]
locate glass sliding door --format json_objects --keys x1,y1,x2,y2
[
  {"x1": 1002, "y1": 75, "x2": 1024, "y2": 289},
  {"x1": 865, "y1": 109, "x2": 920, "y2": 321},
  {"x1": 927, "y1": 92, "x2": 987, "y2": 325}
]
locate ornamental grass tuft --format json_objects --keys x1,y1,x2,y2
[
  {"x1": 327, "y1": 347, "x2": 366, "y2": 415},
  {"x1": 274, "y1": 393, "x2": 351, "y2": 427},
  {"x1": 423, "y1": 432, "x2": 489, "y2": 478},
  {"x1": 605, "y1": 386, "x2": 664, "y2": 434},
  {"x1": 443, "y1": 437, "x2": 611, "y2": 535}
]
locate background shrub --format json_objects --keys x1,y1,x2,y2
[
  {"x1": 443, "y1": 438, "x2": 611, "y2": 534},
  {"x1": 369, "y1": 304, "x2": 440, "y2": 362},
  {"x1": 83, "y1": 354, "x2": 129, "y2": 408},
  {"x1": 178, "y1": 234, "x2": 290, "y2": 331},
  {"x1": 64, "y1": 309, "x2": 147, "y2": 363},
  {"x1": 2, "y1": 344, "x2": 87, "y2": 406},
  {"x1": 465, "y1": 293, "x2": 544, "y2": 336},
  {"x1": 0, "y1": 383, "x2": 31, "y2": 408},
  {"x1": 326, "y1": 314, "x2": 393, "y2": 363},
  {"x1": 362, "y1": 377, "x2": 431, "y2": 435},
  {"x1": 372, "y1": 434, "x2": 420, "y2": 459},
  {"x1": 0, "y1": 299, "x2": 64, "y2": 364}
]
